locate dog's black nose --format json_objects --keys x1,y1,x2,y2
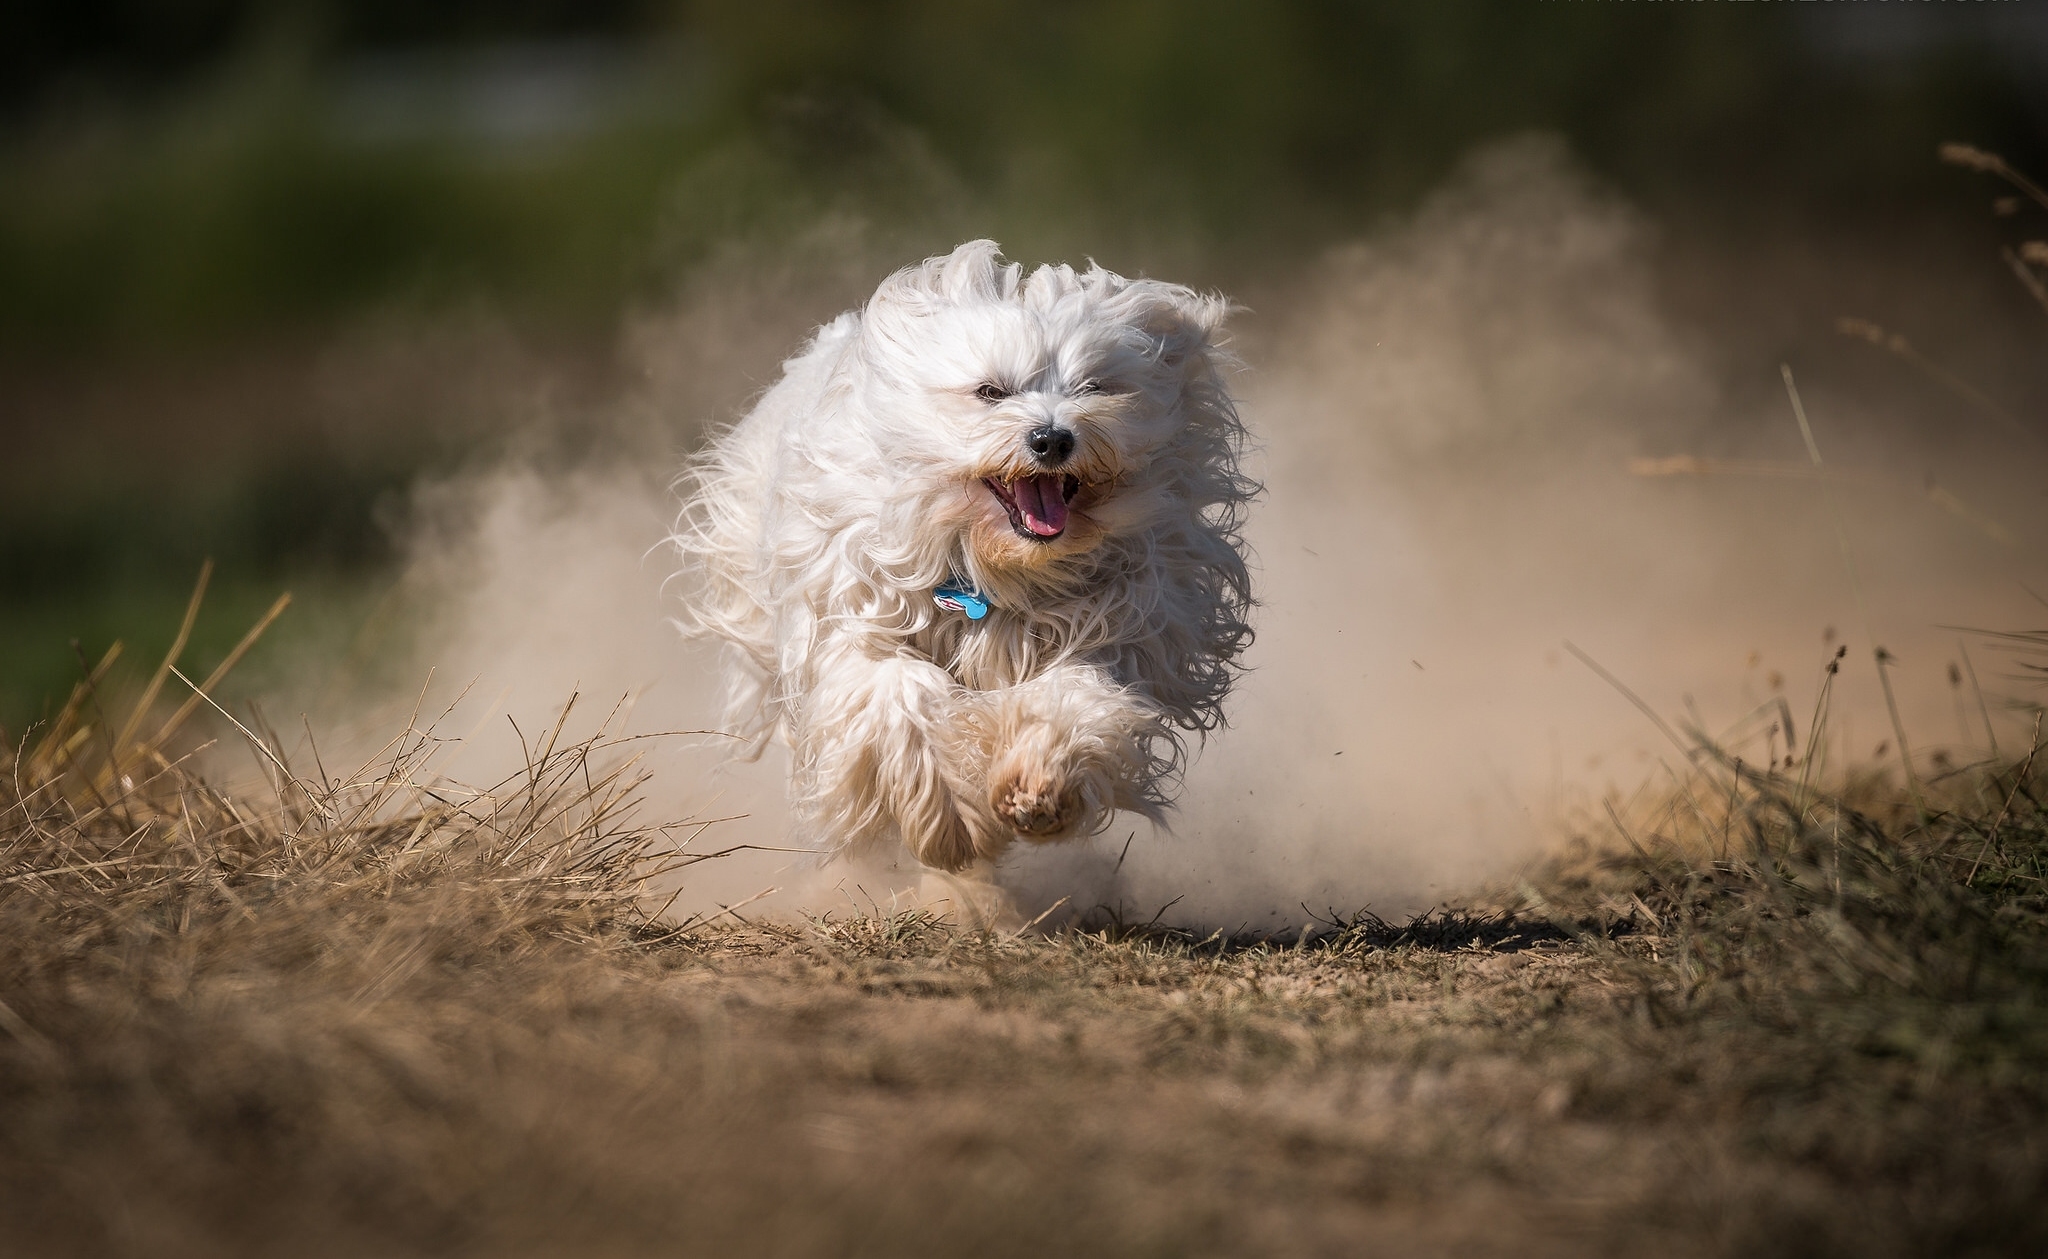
[{"x1": 1025, "y1": 425, "x2": 1077, "y2": 466}]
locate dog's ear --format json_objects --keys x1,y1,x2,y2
[{"x1": 1132, "y1": 286, "x2": 1232, "y2": 374}]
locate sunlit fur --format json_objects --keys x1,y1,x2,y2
[{"x1": 671, "y1": 241, "x2": 1255, "y2": 875}]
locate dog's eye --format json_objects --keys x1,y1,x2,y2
[
  {"x1": 975, "y1": 383, "x2": 1013, "y2": 403},
  {"x1": 1074, "y1": 378, "x2": 1128, "y2": 397}
]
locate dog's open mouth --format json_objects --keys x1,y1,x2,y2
[{"x1": 984, "y1": 474, "x2": 1082, "y2": 540}]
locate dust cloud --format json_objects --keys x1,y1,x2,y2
[{"x1": 319, "y1": 136, "x2": 2048, "y2": 931}]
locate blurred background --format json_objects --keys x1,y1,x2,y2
[{"x1": 5, "y1": 2, "x2": 2048, "y2": 919}]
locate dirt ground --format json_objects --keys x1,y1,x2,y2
[
  {"x1": 2, "y1": 691, "x2": 2043, "y2": 1258},
  {"x1": 4, "y1": 903, "x2": 2041, "y2": 1259}
]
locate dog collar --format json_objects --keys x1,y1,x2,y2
[{"x1": 932, "y1": 582, "x2": 991, "y2": 620}]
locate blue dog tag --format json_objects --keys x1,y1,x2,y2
[{"x1": 933, "y1": 583, "x2": 990, "y2": 620}]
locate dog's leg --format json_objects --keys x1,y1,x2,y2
[
  {"x1": 790, "y1": 642, "x2": 1008, "y2": 871},
  {"x1": 792, "y1": 647, "x2": 1160, "y2": 868},
  {"x1": 976, "y1": 664, "x2": 1164, "y2": 844}
]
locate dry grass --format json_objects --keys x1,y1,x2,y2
[{"x1": 3, "y1": 619, "x2": 2046, "y2": 1258}]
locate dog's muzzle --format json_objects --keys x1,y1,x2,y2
[{"x1": 983, "y1": 425, "x2": 1083, "y2": 541}]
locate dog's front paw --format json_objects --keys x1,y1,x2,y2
[
  {"x1": 996, "y1": 774, "x2": 1072, "y2": 836},
  {"x1": 989, "y1": 744, "x2": 1080, "y2": 838}
]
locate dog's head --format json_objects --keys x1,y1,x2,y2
[{"x1": 847, "y1": 241, "x2": 1238, "y2": 593}]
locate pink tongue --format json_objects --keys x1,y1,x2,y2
[{"x1": 1013, "y1": 474, "x2": 1069, "y2": 537}]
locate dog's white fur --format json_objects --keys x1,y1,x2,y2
[{"x1": 671, "y1": 241, "x2": 1254, "y2": 884}]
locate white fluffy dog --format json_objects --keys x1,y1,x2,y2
[{"x1": 671, "y1": 241, "x2": 1254, "y2": 906}]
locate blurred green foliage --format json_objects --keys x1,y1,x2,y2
[
  {"x1": 2, "y1": 1, "x2": 2041, "y2": 345},
  {"x1": 0, "y1": 572, "x2": 382, "y2": 745},
  {"x1": 0, "y1": 451, "x2": 408, "y2": 736}
]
